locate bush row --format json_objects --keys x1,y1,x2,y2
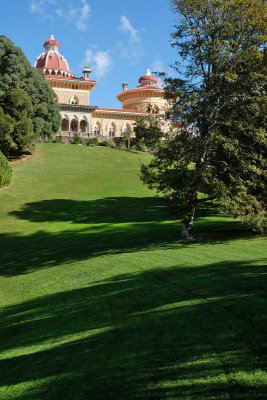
[{"x1": 0, "y1": 150, "x2": 12, "y2": 187}]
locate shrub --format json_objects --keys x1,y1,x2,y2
[
  {"x1": 72, "y1": 133, "x2": 81, "y2": 144},
  {"x1": 0, "y1": 150, "x2": 12, "y2": 187},
  {"x1": 101, "y1": 139, "x2": 115, "y2": 147},
  {"x1": 52, "y1": 136, "x2": 62, "y2": 143},
  {"x1": 88, "y1": 137, "x2": 99, "y2": 146}
]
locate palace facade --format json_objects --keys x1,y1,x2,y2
[{"x1": 35, "y1": 35, "x2": 171, "y2": 140}]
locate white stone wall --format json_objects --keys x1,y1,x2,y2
[
  {"x1": 53, "y1": 87, "x2": 90, "y2": 106},
  {"x1": 91, "y1": 115, "x2": 136, "y2": 138}
]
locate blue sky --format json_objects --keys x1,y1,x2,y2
[{"x1": 1, "y1": 0, "x2": 178, "y2": 108}]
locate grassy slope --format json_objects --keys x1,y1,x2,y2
[{"x1": 0, "y1": 143, "x2": 266, "y2": 400}]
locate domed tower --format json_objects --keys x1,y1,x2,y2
[
  {"x1": 117, "y1": 69, "x2": 170, "y2": 114},
  {"x1": 35, "y1": 35, "x2": 97, "y2": 137},
  {"x1": 35, "y1": 34, "x2": 74, "y2": 77}
]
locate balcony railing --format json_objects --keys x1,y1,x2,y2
[{"x1": 57, "y1": 131, "x2": 103, "y2": 138}]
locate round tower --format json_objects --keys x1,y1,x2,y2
[{"x1": 117, "y1": 69, "x2": 169, "y2": 114}]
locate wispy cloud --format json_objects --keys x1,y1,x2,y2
[
  {"x1": 84, "y1": 47, "x2": 113, "y2": 79},
  {"x1": 77, "y1": 0, "x2": 90, "y2": 31},
  {"x1": 151, "y1": 57, "x2": 168, "y2": 88},
  {"x1": 120, "y1": 16, "x2": 140, "y2": 43},
  {"x1": 30, "y1": 0, "x2": 55, "y2": 14},
  {"x1": 30, "y1": 0, "x2": 90, "y2": 32},
  {"x1": 118, "y1": 16, "x2": 143, "y2": 64}
]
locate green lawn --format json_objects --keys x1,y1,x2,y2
[{"x1": 0, "y1": 143, "x2": 266, "y2": 400}]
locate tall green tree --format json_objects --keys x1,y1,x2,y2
[
  {"x1": 0, "y1": 35, "x2": 60, "y2": 140},
  {"x1": 0, "y1": 88, "x2": 37, "y2": 156},
  {"x1": 141, "y1": 0, "x2": 267, "y2": 238},
  {"x1": 121, "y1": 126, "x2": 132, "y2": 149},
  {"x1": 134, "y1": 118, "x2": 164, "y2": 152}
]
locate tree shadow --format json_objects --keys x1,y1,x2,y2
[
  {"x1": 0, "y1": 260, "x2": 266, "y2": 399},
  {"x1": 1, "y1": 197, "x2": 257, "y2": 277},
  {"x1": 9, "y1": 197, "x2": 173, "y2": 224}
]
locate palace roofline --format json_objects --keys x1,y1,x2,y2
[
  {"x1": 59, "y1": 104, "x2": 98, "y2": 112},
  {"x1": 46, "y1": 75, "x2": 96, "y2": 83},
  {"x1": 94, "y1": 107, "x2": 151, "y2": 116}
]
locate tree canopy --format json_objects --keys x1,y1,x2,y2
[
  {"x1": 141, "y1": 0, "x2": 267, "y2": 238},
  {"x1": 0, "y1": 35, "x2": 60, "y2": 154}
]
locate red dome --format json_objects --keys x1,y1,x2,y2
[
  {"x1": 139, "y1": 74, "x2": 158, "y2": 84},
  {"x1": 35, "y1": 35, "x2": 74, "y2": 77},
  {"x1": 44, "y1": 38, "x2": 60, "y2": 48},
  {"x1": 35, "y1": 51, "x2": 72, "y2": 73}
]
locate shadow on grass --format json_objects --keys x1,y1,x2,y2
[
  {"x1": 9, "y1": 197, "x2": 172, "y2": 224},
  {"x1": 0, "y1": 261, "x2": 266, "y2": 399},
  {"x1": 1, "y1": 197, "x2": 256, "y2": 277}
]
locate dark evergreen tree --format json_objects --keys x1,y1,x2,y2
[
  {"x1": 0, "y1": 35, "x2": 60, "y2": 140},
  {"x1": 0, "y1": 88, "x2": 37, "y2": 156}
]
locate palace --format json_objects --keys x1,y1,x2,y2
[{"x1": 35, "y1": 35, "x2": 171, "y2": 141}]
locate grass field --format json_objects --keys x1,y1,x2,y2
[{"x1": 0, "y1": 143, "x2": 266, "y2": 400}]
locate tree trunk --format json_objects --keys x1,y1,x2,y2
[
  {"x1": 180, "y1": 160, "x2": 202, "y2": 240},
  {"x1": 181, "y1": 198, "x2": 197, "y2": 240}
]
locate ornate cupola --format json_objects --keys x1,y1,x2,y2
[
  {"x1": 43, "y1": 34, "x2": 60, "y2": 51},
  {"x1": 117, "y1": 68, "x2": 165, "y2": 112},
  {"x1": 138, "y1": 69, "x2": 158, "y2": 86},
  {"x1": 35, "y1": 34, "x2": 74, "y2": 78}
]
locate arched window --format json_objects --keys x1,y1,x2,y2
[
  {"x1": 80, "y1": 120, "x2": 87, "y2": 133},
  {"x1": 70, "y1": 95, "x2": 79, "y2": 105},
  {"x1": 94, "y1": 123, "x2": 100, "y2": 136},
  {"x1": 108, "y1": 124, "x2": 115, "y2": 137},
  {"x1": 61, "y1": 118, "x2": 69, "y2": 131},
  {"x1": 70, "y1": 119, "x2": 78, "y2": 132}
]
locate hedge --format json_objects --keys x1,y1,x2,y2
[{"x1": 0, "y1": 150, "x2": 12, "y2": 187}]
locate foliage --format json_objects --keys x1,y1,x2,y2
[
  {"x1": 101, "y1": 138, "x2": 115, "y2": 147},
  {"x1": 52, "y1": 136, "x2": 62, "y2": 143},
  {"x1": 141, "y1": 0, "x2": 267, "y2": 237},
  {"x1": 72, "y1": 132, "x2": 81, "y2": 144},
  {"x1": 133, "y1": 119, "x2": 147, "y2": 150},
  {"x1": 0, "y1": 88, "x2": 37, "y2": 156},
  {"x1": 121, "y1": 126, "x2": 132, "y2": 149},
  {"x1": 134, "y1": 118, "x2": 164, "y2": 152},
  {"x1": 88, "y1": 137, "x2": 99, "y2": 146},
  {"x1": 0, "y1": 149, "x2": 12, "y2": 187},
  {"x1": 0, "y1": 35, "x2": 61, "y2": 140},
  {"x1": 0, "y1": 106, "x2": 14, "y2": 156}
]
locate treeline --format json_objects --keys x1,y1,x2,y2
[{"x1": 0, "y1": 35, "x2": 61, "y2": 187}]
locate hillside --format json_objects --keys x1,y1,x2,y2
[{"x1": 0, "y1": 143, "x2": 266, "y2": 400}]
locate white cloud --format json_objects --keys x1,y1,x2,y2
[
  {"x1": 30, "y1": 0, "x2": 55, "y2": 13},
  {"x1": 84, "y1": 48, "x2": 113, "y2": 79},
  {"x1": 68, "y1": 7, "x2": 77, "y2": 20},
  {"x1": 118, "y1": 16, "x2": 143, "y2": 64},
  {"x1": 120, "y1": 16, "x2": 140, "y2": 43},
  {"x1": 77, "y1": 0, "x2": 90, "y2": 31},
  {"x1": 55, "y1": 8, "x2": 63, "y2": 17},
  {"x1": 30, "y1": 0, "x2": 44, "y2": 13},
  {"x1": 30, "y1": 0, "x2": 90, "y2": 31}
]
